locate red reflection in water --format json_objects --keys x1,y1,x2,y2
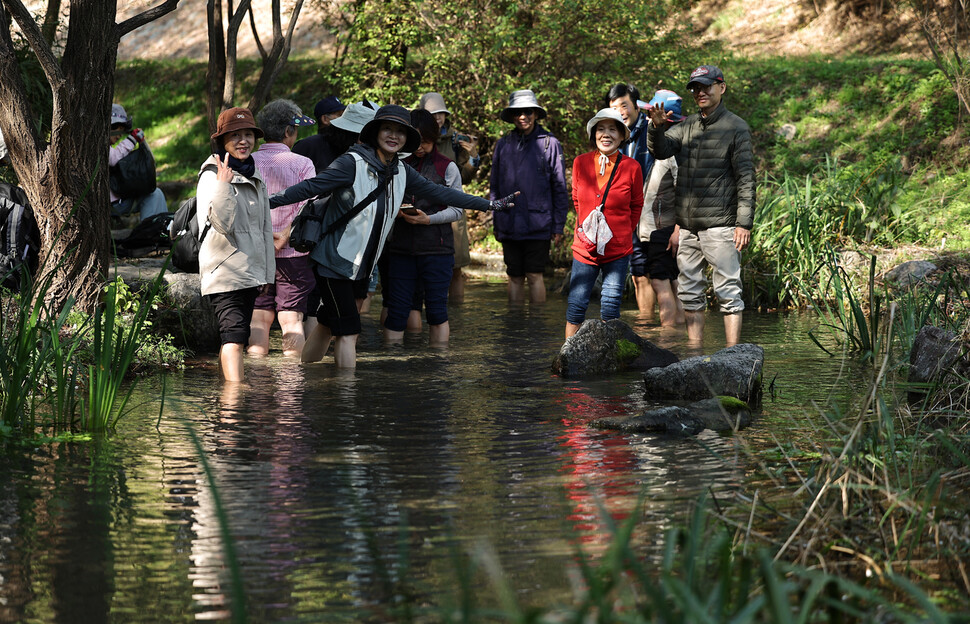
[{"x1": 557, "y1": 391, "x2": 640, "y2": 546}]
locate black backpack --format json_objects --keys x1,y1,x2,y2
[
  {"x1": 169, "y1": 196, "x2": 210, "y2": 273},
  {"x1": 0, "y1": 182, "x2": 41, "y2": 292},
  {"x1": 114, "y1": 212, "x2": 173, "y2": 258},
  {"x1": 109, "y1": 143, "x2": 157, "y2": 199}
]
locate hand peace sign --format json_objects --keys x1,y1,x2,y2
[{"x1": 215, "y1": 153, "x2": 234, "y2": 183}]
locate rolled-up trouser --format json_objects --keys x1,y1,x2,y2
[
  {"x1": 677, "y1": 226, "x2": 744, "y2": 314},
  {"x1": 566, "y1": 255, "x2": 630, "y2": 325}
]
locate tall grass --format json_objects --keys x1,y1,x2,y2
[
  {"x1": 802, "y1": 252, "x2": 888, "y2": 364},
  {"x1": 0, "y1": 270, "x2": 84, "y2": 435},
  {"x1": 746, "y1": 156, "x2": 916, "y2": 311},
  {"x1": 1, "y1": 263, "x2": 171, "y2": 437},
  {"x1": 80, "y1": 272, "x2": 165, "y2": 431},
  {"x1": 347, "y1": 494, "x2": 954, "y2": 622}
]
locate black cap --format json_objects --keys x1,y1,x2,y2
[
  {"x1": 314, "y1": 96, "x2": 345, "y2": 118},
  {"x1": 686, "y1": 65, "x2": 725, "y2": 88}
]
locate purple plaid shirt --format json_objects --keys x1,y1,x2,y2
[{"x1": 252, "y1": 142, "x2": 316, "y2": 258}]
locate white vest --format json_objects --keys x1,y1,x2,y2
[{"x1": 332, "y1": 152, "x2": 408, "y2": 279}]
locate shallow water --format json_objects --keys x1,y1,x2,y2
[{"x1": 0, "y1": 282, "x2": 856, "y2": 622}]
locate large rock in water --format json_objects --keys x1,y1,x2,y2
[
  {"x1": 155, "y1": 272, "x2": 220, "y2": 352},
  {"x1": 907, "y1": 325, "x2": 965, "y2": 405},
  {"x1": 642, "y1": 344, "x2": 764, "y2": 406},
  {"x1": 591, "y1": 397, "x2": 753, "y2": 436},
  {"x1": 551, "y1": 319, "x2": 678, "y2": 378},
  {"x1": 112, "y1": 259, "x2": 220, "y2": 353}
]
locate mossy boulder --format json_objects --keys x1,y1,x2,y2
[
  {"x1": 552, "y1": 319, "x2": 678, "y2": 378},
  {"x1": 642, "y1": 344, "x2": 764, "y2": 406},
  {"x1": 591, "y1": 396, "x2": 753, "y2": 436}
]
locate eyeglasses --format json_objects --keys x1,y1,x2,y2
[
  {"x1": 688, "y1": 83, "x2": 721, "y2": 94},
  {"x1": 512, "y1": 109, "x2": 536, "y2": 118}
]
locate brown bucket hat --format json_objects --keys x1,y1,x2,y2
[{"x1": 211, "y1": 107, "x2": 264, "y2": 141}]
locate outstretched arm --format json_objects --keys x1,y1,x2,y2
[{"x1": 269, "y1": 153, "x2": 356, "y2": 208}]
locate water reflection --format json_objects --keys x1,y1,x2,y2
[{"x1": 0, "y1": 284, "x2": 858, "y2": 620}]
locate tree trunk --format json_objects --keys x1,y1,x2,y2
[
  {"x1": 247, "y1": 0, "x2": 305, "y2": 112},
  {"x1": 0, "y1": 0, "x2": 179, "y2": 312},
  {"x1": 205, "y1": 0, "x2": 302, "y2": 129},
  {"x1": 206, "y1": 0, "x2": 226, "y2": 137},
  {"x1": 41, "y1": 0, "x2": 59, "y2": 44}
]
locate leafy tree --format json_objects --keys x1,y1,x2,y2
[
  {"x1": 0, "y1": 0, "x2": 179, "y2": 312},
  {"x1": 328, "y1": 0, "x2": 695, "y2": 162},
  {"x1": 909, "y1": 0, "x2": 970, "y2": 122},
  {"x1": 205, "y1": 0, "x2": 306, "y2": 136}
]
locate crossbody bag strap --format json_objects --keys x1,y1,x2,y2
[
  {"x1": 319, "y1": 172, "x2": 393, "y2": 238},
  {"x1": 198, "y1": 163, "x2": 218, "y2": 243},
  {"x1": 598, "y1": 153, "x2": 623, "y2": 210}
]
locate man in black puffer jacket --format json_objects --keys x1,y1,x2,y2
[{"x1": 647, "y1": 65, "x2": 754, "y2": 347}]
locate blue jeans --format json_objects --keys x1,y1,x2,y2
[
  {"x1": 111, "y1": 188, "x2": 168, "y2": 221},
  {"x1": 566, "y1": 256, "x2": 630, "y2": 325}
]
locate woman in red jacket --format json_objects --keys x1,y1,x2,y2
[{"x1": 565, "y1": 108, "x2": 644, "y2": 339}]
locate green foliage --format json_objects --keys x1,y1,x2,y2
[
  {"x1": 429, "y1": 495, "x2": 951, "y2": 622},
  {"x1": 298, "y1": 0, "x2": 695, "y2": 162},
  {"x1": 81, "y1": 273, "x2": 169, "y2": 432},
  {"x1": 1, "y1": 268, "x2": 181, "y2": 439},
  {"x1": 804, "y1": 253, "x2": 887, "y2": 364},
  {"x1": 745, "y1": 155, "x2": 922, "y2": 310},
  {"x1": 0, "y1": 277, "x2": 82, "y2": 435}
]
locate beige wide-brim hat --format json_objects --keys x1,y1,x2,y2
[
  {"x1": 331, "y1": 100, "x2": 379, "y2": 134},
  {"x1": 500, "y1": 89, "x2": 547, "y2": 123},
  {"x1": 419, "y1": 92, "x2": 450, "y2": 115},
  {"x1": 585, "y1": 108, "x2": 630, "y2": 142}
]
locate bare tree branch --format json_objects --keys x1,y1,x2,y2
[
  {"x1": 248, "y1": 5, "x2": 267, "y2": 59},
  {"x1": 222, "y1": 0, "x2": 252, "y2": 108},
  {"x1": 0, "y1": 0, "x2": 64, "y2": 88},
  {"x1": 117, "y1": 0, "x2": 180, "y2": 37}
]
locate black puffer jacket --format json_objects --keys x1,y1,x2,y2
[{"x1": 647, "y1": 103, "x2": 755, "y2": 231}]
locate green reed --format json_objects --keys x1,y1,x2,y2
[
  {"x1": 185, "y1": 423, "x2": 248, "y2": 623},
  {"x1": 747, "y1": 155, "x2": 915, "y2": 311},
  {"x1": 81, "y1": 270, "x2": 166, "y2": 432},
  {"x1": 0, "y1": 264, "x2": 86, "y2": 435},
  {"x1": 418, "y1": 495, "x2": 953, "y2": 623},
  {"x1": 801, "y1": 252, "x2": 890, "y2": 365}
]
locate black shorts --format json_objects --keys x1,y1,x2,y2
[
  {"x1": 314, "y1": 275, "x2": 367, "y2": 336},
  {"x1": 643, "y1": 226, "x2": 680, "y2": 281},
  {"x1": 502, "y1": 239, "x2": 550, "y2": 277},
  {"x1": 208, "y1": 287, "x2": 259, "y2": 345}
]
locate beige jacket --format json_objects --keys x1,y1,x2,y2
[{"x1": 196, "y1": 156, "x2": 275, "y2": 296}]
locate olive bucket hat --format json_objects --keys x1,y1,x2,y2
[
  {"x1": 500, "y1": 89, "x2": 547, "y2": 123},
  {"x1": 359, "y1": 105, "x2": 422, "y2": 154}
]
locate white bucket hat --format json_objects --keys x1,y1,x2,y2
[
  {"x1": 331, "y1": 100, "x2": 379, "y2": 134},
  {"x1": 585, "y1": 108, "x2": 630, "y2": 142},
  {"x1": 500, "y1": 89, "x2": 547, "y2": 123},
  {"x1": 419, "y1": 92, "x2": 450, "y2": 115}
]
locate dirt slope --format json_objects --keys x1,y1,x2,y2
[{"x1": 101, "y1": 0, "x2": 924, "y2": 61}]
